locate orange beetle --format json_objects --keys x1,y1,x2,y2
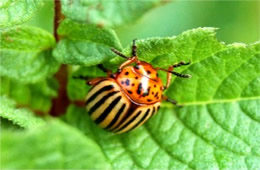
[{"x1": 84, "y1": 40, "x2": 191, "y2": 134}]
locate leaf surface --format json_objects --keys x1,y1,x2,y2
[
  {"x1": 53, "y1": 19, "x2": 122, "y2": 66},
  {"x1": 63, "y1": 28, "x2": 260, "y2": 169},
  {"x1": 0, "y1": 0, "x2": 43, "y2": 28},
  {"x1": 0, "y1": 120, "x2": 111, "y2": 169},
  {"x1": 0, "y1": 77, "x2": 58, "y2": 112},
  {"x1": 0, "y1": 96, "x2": 45, "y2": 129},
  {"x1": 61, "y1": 0, "x2": 164, "y2": 27},
  {"x1": 0, "y1": 25, "x2": 59, "y2": 83}
]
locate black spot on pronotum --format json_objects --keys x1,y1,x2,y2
[
  {"x1": 125, "y1": 79, "x2": 130, "y2": 86},
  {"x1": 127, "y1": 90, "x2": 133, "y2": 94},
  {"x1": 135, "y1": 76, "x2": 138, "y2": 80},
  {"x1": 147, "y1": 99, "x2": 152, "y2": 102},
  {"x1": 147, "y1": 70, "x2": 151, "y2": 74},
  {"x1": 125, "y1": 72, "x2": 129, "y2": 75},
  {"x1": 154, "y1": 85, "x2": 156, "y2": 88},
  {"x1": 137, "y1": 83, "x2": 142, "y2": 95},
  {"x1": 142, "y1": 87, "x2": 150, "y2": 97},
  {"x1": 132, "y1": 83, "x2": 135, "y2": 86},
  {"x1": 154, "y1": 92, "x2": 159, "y2": 98}
]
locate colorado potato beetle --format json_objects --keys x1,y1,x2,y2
[{"x1": 82, "y1": 40, "x2": 191, "y2": 134}]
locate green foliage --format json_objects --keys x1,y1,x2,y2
[
  {"x1": 0, "y1": 0, "x2": 44, "y2": 28},
  {"x1": 0, "y1": 97, "x2": 45, "y2": 129},
  {"x1": 0, "y1": 25, "x2": 59, "y2": 83},
  {"x1": 53, "y1": 19, "x2": 122, "y2": 66},
  {"x1": 1, "y1": 1, "x2": 259, "y2": 169},
  {"x1": 64, "y1": 29, "x2": 260, "y2": 169},
  {"x1": 1, "y1": 120, "x2": 111, "y2": 169},
  {"x1": 0, "y1": 77, "x2": 58, "y2": 112},
  {"x1": 61, "y1": 0, "x2": 163, "y2": 27}
]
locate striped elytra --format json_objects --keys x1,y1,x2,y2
[{"x1": 86, "y1": 78, "x2": 161, "y2": 134}]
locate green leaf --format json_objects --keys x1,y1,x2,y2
[
  {"x1": 0, "y1": 96, "x2": 45, "y2": 129},
  {"x1": 0, "y1": 77, "x2": 58, "y2": 112},
  {"x1": 53, "y1": 19, "x2": 122, "y2": 66},
  {"x1": 0, "y1": 25, "x2": 59, "y2": 83},
  {"x1": 0, "y1": 120, "x2": 111, "y2": 169},
  {"x1": 0, "y1": 0, "x2": 44, "y2": 28},
  {"x1": 61, "y1": 0, "x2": 164, "y2": 27},
  {"x1": 110, "y1": 27, "x2": 224, "y2": 65},
  {"x1": 62, "y1": 28, "x2": 260, "y2": 169}
]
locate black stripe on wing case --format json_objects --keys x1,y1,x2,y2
[
  {"x1": 128, "y1": 108, "x2": 150, "y2": 132},
  {"x1": 105, "y1": 103, "x2": 126, "y2": 130},
  {"x1": 88, "y1": 91, "x2": 118, "y2": 115},
  {"x1": 114, "y1": 110, "x2": 142, "y2": 133},
  {"x1": 95, "y1": 96, "x2": 122, "y2": 124},
  {"x1": 86, "y1": 85, "x2": 114, "y2": 105},
  {"x1": 110, "y1": 106, "x2": 135, "y2": 131},
  {"x1": 151, "y1": 106, "x2": 156, "y2": 115}
]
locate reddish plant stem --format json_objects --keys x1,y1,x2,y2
[
  {"x1": 54, "y1": 0, "x2": 62, "y2": 41},
  {"x1": 50, "y1": 0, "x2": 69, "y2": 116}
]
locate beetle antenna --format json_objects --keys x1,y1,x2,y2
[
  {"x1": 173, "y1": 61, "x2": 190, "y2": 68},
  {"x1": 72, "y1": 75, "x2": 89, "y2": 80},
  {"x1": 170, "y1": 71, "x2": 191, "y2": 78},
  {"x1": 111, "y1": 48, "x2": 129, "y2": 59},
  {"x1": 132, "y1": 39, "x2": 137, "y2": 57}
]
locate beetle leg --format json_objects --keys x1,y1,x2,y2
[
  {"x1": 162, "y1": 96, "x2": 179, "y2": 106},
  {"x1": 97, "y1": 64, "x2": 113, "y2": 77},
  {"x1": 118, "y1": 56, "x2": 138, "y2": 72},
  {"x1": 87, "y1": 77, "x2": 105, "y2": 86},
  {"x1": 156, "y1": 61, "x2": 191, "y2": 90},
  {"x1": 73, "y1": 76, "x2": 104, "y2": 86},
  {"x1": 118, "y1": 39, "x2": 140, "y2": 71},
  {"x1": 111, "y1": 39, "x2": 140, "y2": 72}
]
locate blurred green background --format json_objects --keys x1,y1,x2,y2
[{"x1": 28, "y1": 1, "x2": 259, "y2": 46}]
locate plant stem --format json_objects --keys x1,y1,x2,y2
[
  {"x1": 54, "y1": 0, "x2": 62, "y2": 41},
  {"x1": 50, "y1": 0, "x2": 69, "y2": 116}
]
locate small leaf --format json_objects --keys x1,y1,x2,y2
[
  {"x1": 0, "y1": 25, "x2": 59, "y2": 83},
  {"x1": 0, "y1": 96, "x2": 45, "y2": 129},
  {"x1": 0, "y1": 77, "x2": 58, "y2": 112},
  {"x1": 61, "y1": 0, "x2": 164, "y2": 27},
  {"x1": 0, "y1": 0, "x2": 44, "y2": 28},
  {"x1": 53, "y1": 19, "x2": 122, "y2": 66},
  {"x1": 0, "y1": 120, "x2": 111, "y2": 169}
]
